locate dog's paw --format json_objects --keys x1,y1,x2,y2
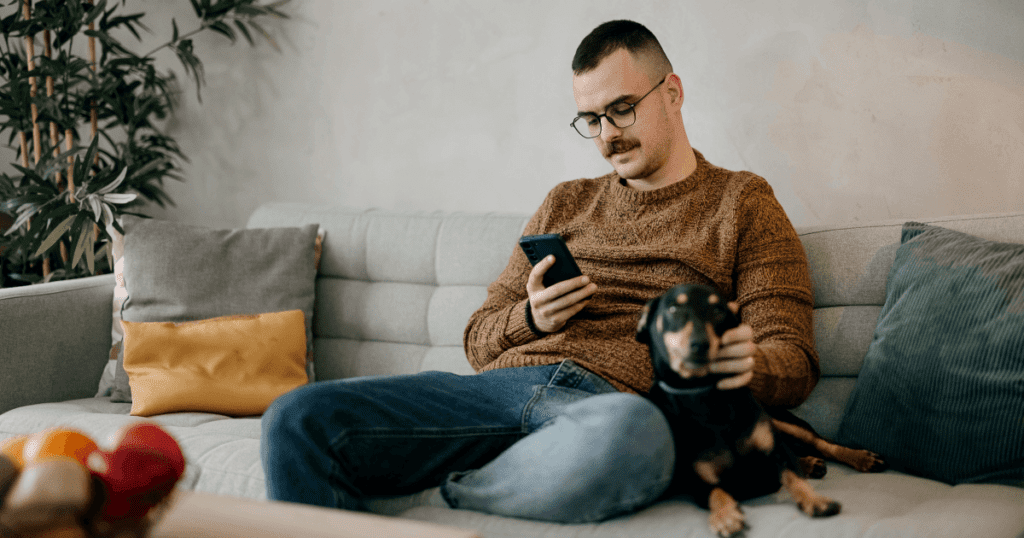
[
  {"x1": 799, "y1": 496, "x2": 841, "y2": 518},
  {"x1": 799, "y1": 456, "x2": 827, "y2": 479},
  {"x1": 709, "y1": 503, "x2": 747, "y2": 537},
  {"x1": 850, "y1": 450, "x2": 888, "y2": 473}
]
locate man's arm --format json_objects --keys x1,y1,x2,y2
[
  {"x1": 732, "y1": 177, "x2": 820, "y2": 408},
  {"x1": 462, "y1": 195, "x2": 597, "y2": 371}
]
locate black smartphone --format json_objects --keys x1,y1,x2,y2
[{"x1": 518, "y1": 233, "x2": 584, "y2": 288}]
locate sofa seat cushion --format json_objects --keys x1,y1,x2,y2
[
  {"x1": 391, "y1": 471, "x2": 1024, "y2": 537},
  {"x1": 0, "y1": 397, "x2": 266, "y2": 500}
]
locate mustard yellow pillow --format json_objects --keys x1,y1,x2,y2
[{"x1": 121, "y1": 310, "x2": 308, "y2": 417}]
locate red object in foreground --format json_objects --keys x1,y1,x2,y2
[
  {"x1": 114, "y1": 423, "x2": 186, "y2": 479},
  {"x1": 89, "y1": 423, "x2": 186, "y2": 522}
]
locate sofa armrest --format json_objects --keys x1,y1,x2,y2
[{"x1": 0, "y1": 274, "x2": 115, "y2": 414}]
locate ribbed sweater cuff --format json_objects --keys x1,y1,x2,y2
[{"x1": 507, "y1": 299, "x2": 544, "y2": 345}]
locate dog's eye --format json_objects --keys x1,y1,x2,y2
[{"x1": 667, "y1": 306, "x2": 678, "y2": 314}]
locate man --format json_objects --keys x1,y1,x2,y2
[{"x1": 261, "y1": 20, "x2": 818, "y2": 524}]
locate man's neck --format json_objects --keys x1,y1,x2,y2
[{"x1": 623, "y1": 146, "x2": 697, "y2": 192}]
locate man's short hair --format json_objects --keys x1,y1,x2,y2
[{"x1": 572, "y1": 20, "x2": 673, "y2": 79}]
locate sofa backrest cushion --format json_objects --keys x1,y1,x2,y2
[
  {"x1": 792, "y1": 211, "x2": 1024, "y2": 438},
  {"x1": 247, "y1": 204, "x2": 530, "y2": 381},
  {"x1": 247, "y1": 203, "x2": 1024, "y2": 439}
]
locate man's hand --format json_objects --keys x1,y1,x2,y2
[
  {"x1": 709, "y1": 302, "x2": 757, "y2": 390},
  {"x1": 526, "y1": 255, "x2": 598, "y2": 333}
]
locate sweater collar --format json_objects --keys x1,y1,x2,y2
[{"x1": 608, "y1": 149, "x2": 709, "y2": 204}]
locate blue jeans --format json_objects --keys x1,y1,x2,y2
[{"x1": 260, "y1": 360, "x2": 676, "y2": 523}]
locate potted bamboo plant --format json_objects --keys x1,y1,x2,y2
[{"x1": 0, "y1": 0, "x2": 288, "y2": 287}]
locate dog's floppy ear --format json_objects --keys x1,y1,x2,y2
[{"x1": 635, "y1": 297, "x2": 657, "y2": 344}]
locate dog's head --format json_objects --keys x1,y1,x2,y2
[{"x1": 636, "y1": 283, "x2": 740, "y2": 382}]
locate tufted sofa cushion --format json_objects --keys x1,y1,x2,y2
[{"x1": 244, "y1": 204, "x2": 532, "y2": 382}]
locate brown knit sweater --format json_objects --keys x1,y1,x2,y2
[{"x1": 463, "y1": 150, "x2": 820, "y2": 407}]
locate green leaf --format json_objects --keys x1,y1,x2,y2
[
  {"x1": 71, "y1": 218, "x2": 90, "y2": 269},
  {"x1": 208, "y1": 20, "x2": 235, "y2": 43},
  {"x1": 85, "y1": 225, "x2": 96, "y2": 275},
  {"x1": 233, "y1": 20, "x2": 254, "y2": 46},
  {"x1": 84, "y1": 0, "x2": 108, "y2": 25},
  {"x1": 247, "y1": 20, "x2": 279, "y2": 52},
  {"x1": 34, "y1": 214, "x2": 75, "y2": 258}
]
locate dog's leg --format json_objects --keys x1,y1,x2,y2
[
  {"x1": 708, "y1": 487, "x2": 747, "y2": 538},
  {"x1": 780, "y1": 469, "x2": 841, "y2": 518},
  {"x1": 771, "y1": 419, "x2": 887, "y2": 473},
  {"x1": 798, "y1": 456, "x2": 827, "y2": 479}
]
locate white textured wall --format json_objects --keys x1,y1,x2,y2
[{"x1": 138, "y1": 0, "x2": 1024, "y2": 228}]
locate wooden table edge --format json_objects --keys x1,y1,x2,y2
[{"x1": 150, "y1": 489, "x2": 482, "y2": 538}]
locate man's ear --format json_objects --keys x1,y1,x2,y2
[{"x1": 664, "y1": 73, "x2": 684, "y2": 110}]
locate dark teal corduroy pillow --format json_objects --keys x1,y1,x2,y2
[{"x1": 837, "y1": 222, "x2": 1024, "y2": 486}]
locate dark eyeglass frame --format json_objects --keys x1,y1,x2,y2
[{"x1": 570, "y1": 76, "x2": 667, "y2": 139}]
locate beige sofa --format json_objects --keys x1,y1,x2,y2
[{"x1": 1, "y1": 202, "x2": 1022, "y2": 537}]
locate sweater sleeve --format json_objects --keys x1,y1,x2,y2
[
  {"x1": 462, "y1": 195, "x2": 552, "y2": 371},
  {"x1": 732, "y1": 177, "x2": 820, "y2": 408}
]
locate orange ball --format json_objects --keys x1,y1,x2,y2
[
  {"x1": 22, "y1": 428, "x2": 99, "y2": 467},
  {"x1": 0, "y1": 435, "x2": 28, "y2": 469}
]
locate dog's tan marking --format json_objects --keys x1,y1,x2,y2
[
  {"x1": 781, "y1": 468, "x2": 841, "y2": 518},
  {"x1": 694, "y1": 460, "x2": 720, "y2": 485},
  {"x1": 662, "y1": 322, "x2": 694, "y2": 375},
  {"x1": 708, "y1": 294, "x2": 720, "y2": 305},
  {"x1": 741, "y1": 418, "x2": 774, "y2": 454},
  {"x1": 703, "y1": 322, "x2": 721, "y2": 361},
  {"x1": 771, "y1": 419, "x2": 887, "y2": 472},
  {"x1": 708, "y1": 487, "x2": 746, "y2": 538},
  {"x1": 800, "y1": 456, "x2": 827, "y2": 479},
  {"x1": 694, "y1": 451, "x2": 733, "y2": 485},
  {"x1": 676, "y1": 293, "x2": 688, "y2": 304}
]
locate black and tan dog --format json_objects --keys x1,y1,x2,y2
[{"x1": 636, "y1": 283, "x2": 885, "y2": 537}]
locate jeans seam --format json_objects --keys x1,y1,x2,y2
[
  {"x1": 331, "y1": 426, "x2": 524, "y2": 446},
  {"x1": 547, "y1": 359, "x2": 583, "y2": 389},
  {"x1": 520, "y1": 385, "x2": 545, "y2": 433}
]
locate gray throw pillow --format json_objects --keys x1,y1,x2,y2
[
  {"x1": 110, "y1": 216, "x2": 319, "y2": 403},
  {"x1": 836, "y1": 222, "x2": 1024, "y2": 486}
]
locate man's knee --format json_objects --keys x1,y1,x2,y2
[
  {"x1": 550, "y1": 393, "x2": 676, "y2": 521},
  {"x1": 568, "y1": 392, "x2": 673, "y2": 452},
  {"x1": 261, "y1": 383, "x2": 326, "y2": 448}
]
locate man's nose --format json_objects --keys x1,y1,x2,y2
[{"x1": 599, "y1": 116, "x2": 622, "y2": 141}]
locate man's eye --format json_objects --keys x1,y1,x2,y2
[
  {"x1": 609, "y1": 104, "x2": 633, "y2": 116},
  {"x1": 585, "y1": 117, "x2": 600, "y2": 126}
]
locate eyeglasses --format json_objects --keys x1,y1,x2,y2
[{"x1": 571, "y1": 76, "x2": 667, "y2": 139}]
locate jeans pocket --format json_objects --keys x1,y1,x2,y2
[{"x1": 548, "y1": 359, "x2": 618, "y2": 395}]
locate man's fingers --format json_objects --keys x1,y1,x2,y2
[
  {"x1": 526, "y1": 255, "x2": 556, "y2": 294},
  {"x1": 708, "y1": 356, "x2": 755, "y2": 375},
  {"x1": 716, "y1": 371, "x2": 754, "y2": 391},
  {"x1": 720, "y1": 323, "x2": 753, "y2": 346},
  {"x1": 544, "y1": 299, "x2": 590, "y2": 328},
  {"x1": 546, "y1": 278, "x2": 595, "y2": 306},
  {"x1": 529, "y1": 276, "x2": 597, "y2": 333}
]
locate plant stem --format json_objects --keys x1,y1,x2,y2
[{"x1": 140, "y1": 23, "x2": 211, "y2": 59}]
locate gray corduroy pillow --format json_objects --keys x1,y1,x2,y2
[
  {"x1": 837, "y1": 222, "x2": 1024, "y2": 486},
  {"x1": 109, "y1": 216, "x2": 319, "y2": 403}
]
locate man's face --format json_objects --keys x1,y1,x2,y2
[{"x1": 572, "y1": 48, "x2": 671, "y2": 181}]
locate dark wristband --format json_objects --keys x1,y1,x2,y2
[{"x1": 524, "y1": 299, "x2": 546, "y2": 337}]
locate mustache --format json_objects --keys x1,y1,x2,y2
[{"x1": 603, "y1": 139, "x2": 640, "y2": 157}]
